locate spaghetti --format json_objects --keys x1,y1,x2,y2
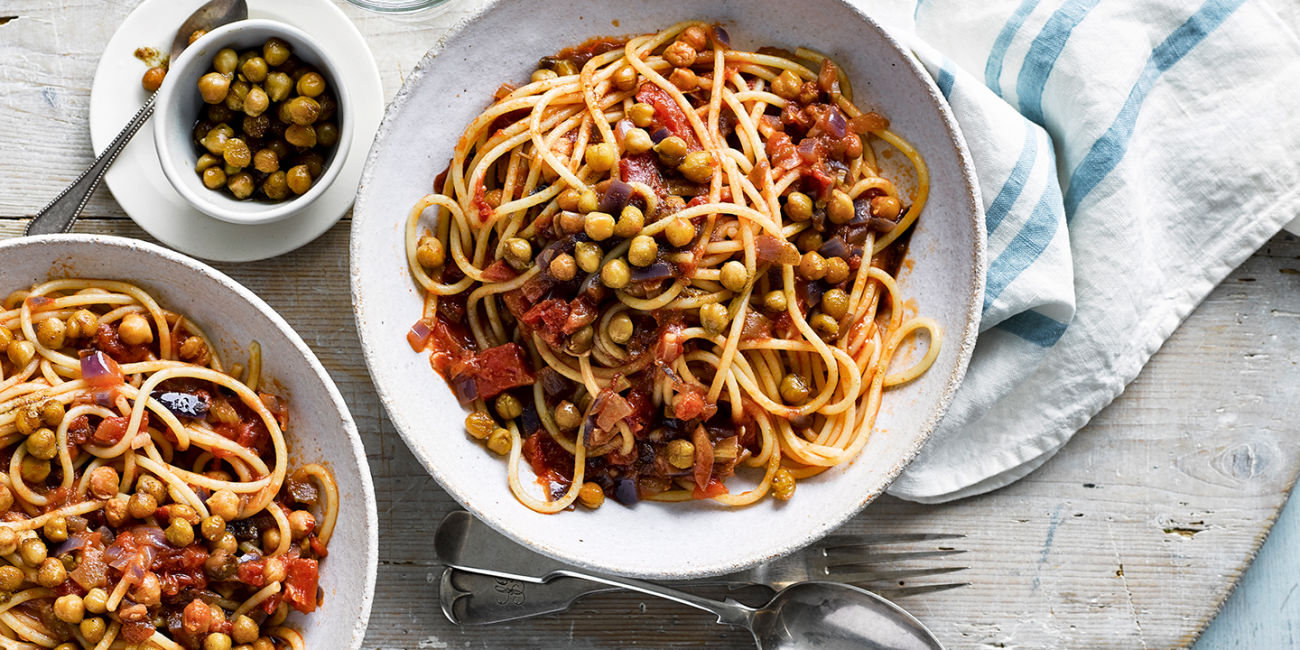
[
  {"x1": 405, "y1": 22, "x2": 940, "y2": 513},
  {"x1": 0, "y1": 279, "x2": 337, "y2": 649}
]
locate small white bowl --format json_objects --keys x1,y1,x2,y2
[
  {"x1": 154, "y1": 19, "x2": 352, "y2": 225},
  {"x1": 0, "y1": 234, "x2": 378, "y2": 647}
]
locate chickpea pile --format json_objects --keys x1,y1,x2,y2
[{"x1": 191, "y1": 38, "x2": 340, "y2": 202}]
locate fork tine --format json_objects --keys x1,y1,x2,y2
[
  {"x1": 824, "y1": 548, "x2": 968, "y2": 569},
  {"x1": 870, "y1": 582, "x2": 971, "y2": 599},
  {"x1": 818, "y1": 532, "x2": 965, "y2": 548},
  {"x1": 826, "y1": 565, "x2": 968, "y2": 585}
]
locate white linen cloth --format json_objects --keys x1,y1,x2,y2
[{"x1": 864, "y1": 0, "x2": 1300, "y2": 502}]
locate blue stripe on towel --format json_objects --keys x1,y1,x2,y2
[
  {"x1": 985, "y1": 126, "x2": 1038, "y2": 234},
  {"x1": 985, "y1": 0, "x2": 1042, "y2": 92},
  {"x1": 1064, "y1": 0, "x2": 1247, "y2": 217},
  {"x1": 997, "y1": 309, "x2": 1070, "y2": 347},
  {"x1": 983, "y1": 183, "x2": 1065, "y2": 311},
  {"x1": 1015, "y1": 0, "x2": 1101, "y2": 125},
  {"x1": 937, "y1": 58, "x2": 956, "y2": 98}
]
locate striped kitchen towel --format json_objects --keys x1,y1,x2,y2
[{"x1": 870, "y1": 0, "x2": 1300, "y2": 502}]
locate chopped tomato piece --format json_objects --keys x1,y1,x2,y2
[
  {"x1": 636, "y1": 83, "x2": 697, "y2": 147},
  {"x1": 283, "y1": 559, "x2": 320, "y2": 613}
]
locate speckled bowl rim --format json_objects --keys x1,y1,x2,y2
[
  {"x1": 351, "y1": 0, "x2": 985, "y2": 579},
  {"x1": 0, "y1": 234, "x2": 379, "y2": 646}
]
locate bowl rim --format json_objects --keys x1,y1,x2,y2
[
  {"x1": 351, "y1": 0, "x2": 986, "y2": 578},
  {"x1": 0, "y1": 233, "x2": 379, "y2": 646},
  {"x1": 153, "y1": 18, "x2": 353, "y2": 226}
]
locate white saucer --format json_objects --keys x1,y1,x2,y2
[{"x1": 89, "y1": 0, "x2": 383, "y2": 262}]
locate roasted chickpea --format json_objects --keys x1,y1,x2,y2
[
  {"x1": 6, "y1": 340, "x2": 33, "y2": 367},
  {"x1": 699, "y1": 302, "x2": 730, "y2": 335},
  {"x1": 666, "y1": 439, "x2": 695, "y2": 469},
  {"x1": 213, "y1": 48, "x2": 238, "y2": 74},
  {"x1": 250, "y1": 149, "x2": 278, "y2": 175},
  {"x1": 495, "y1": 393, "x2": 523, "y2": 420},
  {"x1": 65, "y1": 310, "x2": 97, "y2": 339},
  {"x1": 0, "y1": 565, "x2": 21, "y2": 591},
  {"x1": 577, "y1": 189, "x2": 599, "y2": 214},
  {"x1": 772, "y1": 70, "x2": 802, "y2": 100},
  {"x1": 664, "y1": 41, "x2": 696, "y2": 68},
  {"x1": 627, "y1": 235, "x2": 659, "y2": 267},
  {"x1": 231, "y1": 615, "x2": 259, "y2": 644},
  {"x1": 142, "y1": 66, "x2": 166, "y2": 92},
  {"x1": 601, "y1": 258, "x2": 631, "y2": 289},
  {"x1": 416, "y1": 236, "x2": 445, "y2": 269},
  {"x1": 574, "y1": 242, "x2": 602, "y2": 274},
  {"x1": 612, "y1": 64, "x2": 637, "y2": 91},
  {"x1": 678, "y1": 151, "x2": 713, "y2": 183},
  {"x1": 578, "y1": 482, "x2": 605, "y2": 508},
  {"x1": 607, "y1": 312, "x2": 635, "y2": 344},
  {"x1": 207, "y1": 490, "x2": 241, "y2": 521},
  {"x1": 810, "y1": 313, "x2": 839, "y2": 338},
  {"x1": 53, "y1": 594, "x2": 84, "y2": 624},
  {"x1": 21, "y1": 457, "x2": 50, "y2": 483},
  {"x1": 223, "y1": 80, "x2": 249, "y2": 111},
  {"x1": 462, "y1": 410, "x2": 491, "y2": 441},
  {"x1": 531, "y1": 68, "x2": 558, "y2": 83},
  {"x1": 556, "y1": 189, "x2": 582, "y2": 212},
  {"x1": 843, "y1": 133, "x2": 863, "y2": 159},
  {"x1": 502, "y1": 238, "x2": 533, "y2": 270},
  {"x1": 263, "y1": 38, "x2": 291, "y2": 66},
  {"x1": 623, "y1": 127, "x2": 653, "y2": 155},
  {"x1": 80, "y1": 617, "x2": 107, "y2": 644},
  {"x1": 202, "y1": 124, "x2": 233, "y2": 155},
  {"x1": 825, "y1": 257, "x2": 851, "y2": 285},
  {"x1": 486, "y1": 428, "x2": 511, "y2": 455},
  {"x1": 665, "y1": 216, "x2": 695, "y2": 247},
  {"x1": 654, "y1": 136, "x2": 688, "y2": 166},
  {"x1": 871, "y1": 195, "x2": 902, "y2": 220},
  {"x1": 264, "y1": 71, "x2": 293, "y2": 102},
  {"x1": 286, "y1": 96, "x2": 320, "y2": 125},
  {"x1": 131, "y1": 571, "x2": 161, "y2": 605},
  {"x1": 585, "y1": 142, "x2": 617, "y2": 173},
  {"x1": 27, "y1": 428, "x2": 57, "y2": 461},
  {"x1": 37, "y1": 557, "x2": 66, "y2": 587},
  {"x1": 720, "y1": 260, "x2": 748, "y2": 292},
  {"x1": 584, "y1": 211, "x2": 616, "y2": 241},
  {"x1": 243, "y1": 86, "x2": 270, "y2": 117},
  {"x1": 166, "y1": 519, "x2": 196, "y2": 547},
  {"x1": 127, "y1": 492, "x2": 158, "y2": 519},
  {"x1": 827, "y1": 190, "x2": 855, "y2": 224},
  {"x1": 0, "y1": 325, "x2": 12, "y2": 352},
  {"x1": 628, "y1": 102, "x2": 655, "y2": 128},
  {"x1": 566, "y1": 325, "x2": 595, "y2": 355},
  {"x1": 763, "y1": 290, "x2": 788, "y2": 313},
  {"x1": 118, "y1": 312, "x2": 153, "y2": 346},
  {"x1": 821, "y1": 288, "x2": 850, "y2": 320},
  {"x1": 553, "y1": 401, "x2": 582, "y2": 430},
  {"x1": 780, "y1": 373, "x2": 811, "y2": 405},
  {"x1": 798, "y1": 251, "x2": 827, "y2": 281},
  {"x1": 284, "y1": 123, "x2": 317, "y2": 148},
  {"x1": 771, "y1": 468, "x2": 796, "y2": 500},
  {"x1": 312, "y1": 121, "x2": 337, "y2": 148},
  {"x1": 35, "y1": 316, "x2": 66, "y2": 349},
  {"x1": 222, "y1": 138, "x2": 252, "y2": 168},
  {"x1": 297, "y1": 71, "x2": 327, "y2": 98},
  {"x1": 668, "y1": 68, "x2": 698, "y2": 91},
  {"x1": 286, "y1": 164, "x2": 313, "y2": 195},
  {"x1": 202, "y1": 166, "x2": 227, "y2": 190},
  {"x1": 14, "y1": 406, "x2": 40, "y2": 436},
  {"x1": 262, "y1": 172, "x2": 289, "y2": 200},
  {"x1": 227, "y1": 172, "x2": 255, "y2": 200},
  {"x1": 201, "y1": 515, "x2": 227, "y2": 542},
  {"x1": 288, "y1": 510, "x2": 315, "y2": 541},
  {"x1": 548, "y1": 253, "x2": 577, "y2": 281},
  {"x1": 784, "y1": 192, "x2": 813, "y2": 222}
]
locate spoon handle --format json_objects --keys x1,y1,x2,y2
[
  {"x1": 553, "y1": 568, "x2": 755, "y2": 628},
  {"x1": 26, "y1": 93, "x2": 157, "y2": 236}
]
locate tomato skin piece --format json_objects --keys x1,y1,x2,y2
[{"x1": 284, "y1": 558, "x2": 321, "y2": 613}]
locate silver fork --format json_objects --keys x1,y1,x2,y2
[{"x1": 435, "y1": 511, "x2": 968, "y2": 625}]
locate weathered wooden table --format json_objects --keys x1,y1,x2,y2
[{"x1": 3, "y1": 1, "x2": 1299, "y2": 647}]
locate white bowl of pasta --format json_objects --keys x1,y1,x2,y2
[
  {"x1": 0, "y1": 235, "x2": 376, "y2": 648},
  {"x1": 352, "y1": 1, "x2": 984, "y2": 578}
]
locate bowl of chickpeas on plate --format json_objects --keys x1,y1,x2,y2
[{"x1": 153, "y1": 19, "x2": 352, "y2": 225}]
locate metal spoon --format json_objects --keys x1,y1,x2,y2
[
  {"x1": 434, "y1": 512, "x2": 944, "y2": 649},
  {"x1": 25, "y1": 0, "x2": 248, "y2": 236}
]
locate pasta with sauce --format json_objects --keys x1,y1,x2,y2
[
  {"x1": 406, "y1": 21, "x2": 940, "y2": 513},
  {"x1": 0, "y1": 280, "x2": 336, "y2": 650}
]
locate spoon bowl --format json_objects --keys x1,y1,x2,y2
[{"x1": 750, "y1": 582, "x2": 943, "y2": 650}]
